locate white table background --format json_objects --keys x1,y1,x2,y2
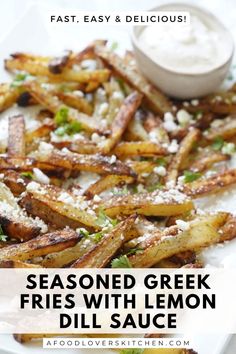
[{"x1": 0, "y1": 0, "x2": 235, "y2": 353}]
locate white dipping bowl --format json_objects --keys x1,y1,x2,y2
[{"x1": 132, "y1": 3, "x2": 234, "y2": 99}]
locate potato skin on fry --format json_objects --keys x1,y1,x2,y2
[
  {"x1": 96, "y1": 46, "x2": 172, "y2": 115},
  {"x1": 114, "y1": 141, "x2": 167, "y2": 158},
  {"x1": 7, "y1": 115, "x2": 26, "y2": 158},
  {"x1": 0, "y1": 229, "x2": 81, "y2": 261},
  {"x1": 184, "y1": 168, "x2": 236, "y2": 197},
  {"x1": 71, "y1": 215, "x2": 136, "y2": 268},
  {"x1": 101, "y1": 91, "x2": 143, "y2": 153},
  {"x1": 0, "y1": 213, "x2": 41, "y2": 241},
  {"x1": 0, "y1": 260, "x2": 42, "y2": 268},
  {"x1": 99, "y1": 190, "x2": 193, "y2": 217},
  {"x1": 20, "y1": 193, "x2": 83, "y2": 230},
  {"x1": 129, "y1": 214, "x2": 227, "y2": 267},
  {"x1": 36, "y1": 146, "x2": 136, "y2": 177}
]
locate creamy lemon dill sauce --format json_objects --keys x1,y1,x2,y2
[{"x1": 139, "y1": 14, "x2": 230, "y2": 74}]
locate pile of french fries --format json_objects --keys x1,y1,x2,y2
[{"x1": 0, "y1": 40, "x2": 236, "y2": 352}]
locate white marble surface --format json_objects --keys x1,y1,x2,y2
[{"x1": 0, "y1": 1, "x2": 235, "y2": 353}]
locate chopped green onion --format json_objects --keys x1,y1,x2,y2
[
  {"x1": 184, "y1": 170, "x2": 201, "y2": 183},
  {"x1": 54, "y1": 107, "x2": 69, "y2": 125},
  {"x1": 147, "y1": 183, "x2": 163, "y2": 192},
  {"x1": 11, "y1": 73, "x2": 34, "y2": 88},
  {"x1": 0, "y1": 226, "x2": 7, "y2": 242},
  {"x1": 79, "y1": 229, "x2": 90, "y2": 238},
  {"x1": 212, "y1": 136, "x2": 224, "y2": 151},
  {"x1": 155, "y1": 157, "x2": 167, "y2": 166},
  {"x1": 20, "y1": 171, "x2": 33, "y2": 180},
  {"x1": 192, "y1": 110, "x2": 203, "y2": 120},
  {"x1": 126, "y1": 247, "x2": 143, "y2": 256},
  {"x1": 96, "y1": 208, "x2": 118, "y2": 228},
  {"x1": 111, "y1": 255, "x2": 132, "y2": 269},
  {"x1": 66, "y1": 121, "x2": 82, "y2": 134},
  {"x1": 110, "y1": 41, "x2": 119, "y2": 51},
  {"x1": 92, "y1": 232, "x2": 103, "y2": 243}
]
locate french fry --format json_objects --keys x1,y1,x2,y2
[
  {"x1": 85, "y1": 174, "x2": 134, "y2": 197},
  {"x1": 41, "y1": 236, "x2": 96, "y2": 267},
  {"x1": 0, "y1": 211, "x2": 41, "y2": 241},
  {"x1": 20, "y1": 184, "x2": 101, "y2": 230},
  {"x1": 48, "y1": 50, "x2": 72, "y2": 74},
  {"x1": 113, "y1": 141, "x2": 167, "y2": 158},
  {"x1": 0, "y1": 260, "x2": 42, "y2": 268},
  {"x1": 129, "y1": 213, "x2": 227, "y2": 267},
  {"x1": 100, "y1": 91, "x2": 143, "y2": 153},
  {"x1": 1, "y1": 170, "x2": 28, "y2": 196},
  {"x1": 5, "y1": 55, "x2": 110, "y2": 84},
  {"x1": 72, "y1": 215, "x2": 136, "y2": 268},
  {"x1": 166, "y1": 128, "x2": 200, "y2": 184},
  {"x1": 34, "y1": 144, "x2": 135, "y2": 176},
  {"x1": 95, "y1": 46, "x2": 172, "y2": 115},
  {"x1": 205, "y1": 117, "x2": 236, "y2": 141},
  {"x1": 183, "y1": 168, "x2": 236, "y2": 197},
  {"x1": 0, "y1": 83, "x2": 20, "y2": 112},
  {"x1": 0, "y1": 181, "x2": 45, "y2": 241},
  {"x1": 7, "y1": 115, "x2": 26, "y2": 158},
  {"x1": 0, "y1": 229, "x2": 80, "y2": 261},
  {"x1": 187, "y1": 151, "x2": 230, "y2": 172},
  {"x1": 99, "y1": 189, "x2": 194, "y2": 217},
  {"x1": 55, "y1": 91, "x2": 93, "y2": 115},
  {"x1": 25, "y1": 81, "x2": 99, "y2": 133},
  {"x1": 219, "y1": 214, "x2": 236, "y2": 242},
  {"x1": 128, "y1": 160, "x2": 159, "y2": 175},
  {"x1": 25, "y1": 120, "x2": 55, "y2": 145}
]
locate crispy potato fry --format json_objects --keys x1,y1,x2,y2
[
  {"x1": 58, "y1": 140, "x2": 98, "y2": 155},
  {"x1": 166, "y1": 128, "x2": 200, "y2": 183},
  {"x1": 1, "y1": 170, "x2": 27, "y2": 196},
  {"x1": 129, "y1": 213, "x2": 227, "y2": 267},
  {"x1": 114, "y1": 141, "x2": 167, "y2": 158},
  {"x1": 0, "y1": 83, "x2": 20, "y2": 112},
  {"x1": 187, "y1": 151, "x2": 230, "y2": 172},
  {"x1": 0, "y1": 181, "x2": 45, "y2": 241},
  {"x1": 20, "y1": 184, "x2": 101, "y2": 230},
  {"x1": 99, "y1": 189, "x2": 193, "y2": 217},
  {"x1": 205, "y1": 116, "x2": 236, "y2": 141},
  {"x1": 219, "y1": 214, "x2": 236, "y2": 242},
  {"x1": 0, "y1": 229, "x2": 80, "y2": 261},
  {"x1": 5, "y1": 55, "x2": 110, "y2": 83},
  {"x1": 95, "y1": 46, "x2": 172, "y2": 115},
  {"x1": 183, "y1": 168, "x2": 236, "y2": 197},
  {"x1": 128, "y1": 160, "x2": 158, "y2": 175},
  {"x1": 25, "y1": 81, "x2": 99, "y2": 133},
  {"x1": 0, "y1": 211, "x2": 41, "y2": 241},
  {"x1": 48, "y1": 50, "x2": 72, "y2": 74},
  {"x1": 0, "y1": 156, "x2": 58, "y2": 173},
  {"x1": 55, "y1": 91, "x2": 93, "y2": 115},
  {"x1": 72, "y1": 215, "x2": 136, "y2": 268},
  {"x1": 125, "y1": 114, "x2": 149, "y2": 141},
  {"x1": 100, "y1": 91, "x2": 143, "y2": 153},
  {"x1": 25, "y1": 120, "x2": 55, "y2": 145},
  {"x1": 34, "y1": 144, "x2": 135, "y2": 176},
  {"x1": 0, "y1": 260, "x2": 42, "y2": 268},
  {"x1": 7, "y1": 115, "x2": 25, "y2": 158},
  {"x1": 40, "y1": 236, "x2": 96, "y2": 267},
  {"x1": 85, "y1": 174, "x2": 134, "y2": 197}
]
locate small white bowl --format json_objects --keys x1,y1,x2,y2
[{"x1": 132, "y1": 3, "x2": 234, "y2": 99}]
